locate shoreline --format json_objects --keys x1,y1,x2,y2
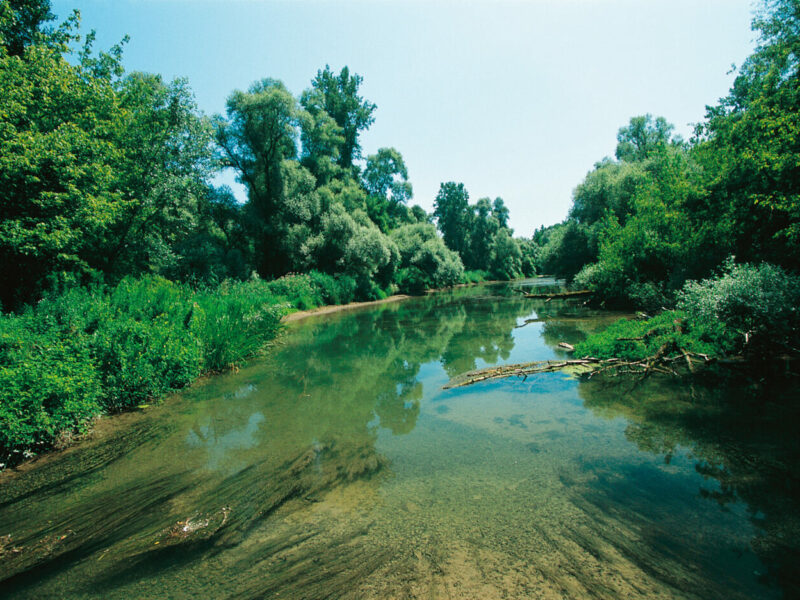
[
  {"x1": 281, "y1": 294, "x2": 411, "y2": 322},
  {"x1": 1, "y1": 293, "x2": 416, "y2": 476}
]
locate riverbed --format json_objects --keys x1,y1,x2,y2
[{"x1": 1, "y1": 279, "x2": 797, "y2": 598}]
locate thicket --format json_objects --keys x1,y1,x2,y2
[
  {"x1": 0, "y1": 272, "x2": 359, "y2": 464},
  {"x1": 0, "y1": 0, "x2": 543, "y2": 463},
  {"x1": 534, "y1": 0, "x2": 800, "y2": 313},
  {"x1": 574, "y1": 261, "x2": 800, "y2": 364}
]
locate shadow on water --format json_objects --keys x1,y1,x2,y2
[
  {"x1": 0, "y1": 280, "x2": 797, "y2": 598},
  {"x1": 576, "y1": 370, "x2": 800, "y2": 598}
]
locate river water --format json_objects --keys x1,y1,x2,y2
[{"x1": 1, "y1": 280, "x2": 798, "y2": 599}]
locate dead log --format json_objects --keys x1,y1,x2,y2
[
  {"x1": 444, "y1": 351, "x2": 717, "y2": 389},
  {"x1": 443, "y1": 359, "x2": 601, "y2": 389},
  {"x1": 523, "y1": 290, "x2": 594, "y2": 299}
]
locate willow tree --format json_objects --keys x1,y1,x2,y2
[{"x1": 216, "y1": 79, "x2": 302, "y2": 276}]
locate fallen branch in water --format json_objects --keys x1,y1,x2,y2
[
  {"x1": 443, "y1": 359, "x2": 601, "y2": 388},
  {"x1": 443, "y1": 351, "x2": 716, "y2": 389},
  {"x1": 523, "y1": 290, "x2": 594, "y2": 299}
]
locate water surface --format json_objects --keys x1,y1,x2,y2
[{"x1": 1, "y1": 280, "x2": 798, "y2": 599}]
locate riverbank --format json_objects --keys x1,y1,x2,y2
[
  {"x1": 0, "y1": 271, "x2": 377, "y2": 467},
  {"x1": 282, "y1": 294, "x2": 410, "y2": 322}
]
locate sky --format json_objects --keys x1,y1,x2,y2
[{"x1": 50, "y1": 0, "x2": 757, "y2": 236}]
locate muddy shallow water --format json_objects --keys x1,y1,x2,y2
[{"x1": 1, "y1": 280, "x2": 798, "y2": 599}]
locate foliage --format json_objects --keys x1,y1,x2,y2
[
  {"x1": 573, "y1": 310, "x2": 730, "y2": 363},
  {"x1": 300, "y1": 65, "x2": 376, "y2": 173},
  {"x1": 549, "y1": 1, "x2": 800, "y2": 311},
  {"x1": 0, "y1": 268, "x2": 368, "y2": 462},
  {"x1": 215, "y1": 79, "x2": 302, "y2": 276},
  {"x1": 615, "y1": 114, "x2": 679, "y2": 163},
  {"x1": 576, "y1": 258, "x2": 800, "y2": 364},
  {"x1": 0, "y1": 0, "x2": 55, "y2": 56},
  {"x1": 390, "y1": 223, "x2": 464, "y2": 293},
  {"x1": 462, "y1": 270, "x2": 488, "y2": 284},
  {"x1": 488, "y1": 229, "x2": 523, "y2": 280},
  {"x1": 433, "y1": 182, "x2": 471, "y2": 260},
  {"x1": 0, "y1": 300, "x2": 101, "y2": 460},
  {"x1": 363, "y1": 147, "x2": 412, "y2": 204},
  {"x1": 0, "y1": 9, "x2": 215, "y2": 309},
  {"x1": 677, "y1": 259, "x2": 800, "y2": 353},
  {"x1": 195, "y1": 279, "x2": 286, "y2": 373},
  {"x1": 537, "y1": 221, "x2": 595, "y2": 280}
]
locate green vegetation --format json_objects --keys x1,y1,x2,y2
[
  {"x1": 0, "y1": 272, "x2": 362, "y2": 463},
  {"x1": 532, "y1": 0, "x2": 800, "y2": 367},
  {"x1": 0, "y1": 0, "x2": 541, "y2": 462},
  {"x1": 535, "y1": 0, "x2": 800, "y2": 313},
  {"x1": 574, "y1": 260, "x2": 800, "y2": 365}
]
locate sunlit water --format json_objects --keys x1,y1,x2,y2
[{"x1": 1, "y1": 280, "x2": 798, "y2": 599}]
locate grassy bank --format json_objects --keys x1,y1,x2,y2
[
  {"x1": 574, "y1": 261, "x2": 800, "y2": 368},
  {"x1": 0, "y1": 271, "x2": 361, "y2": 467}
]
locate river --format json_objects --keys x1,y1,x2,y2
[{"x1": 1, "y1": 279, "x2": 798, "y2": 599}]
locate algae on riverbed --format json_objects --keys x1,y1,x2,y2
[{"x1": 0, "y1": 281, "x2": 797, "y2": 599}]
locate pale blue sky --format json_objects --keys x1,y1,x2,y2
[{"x1": 50, "y1": 0, "x2": 756, "y2": 235}]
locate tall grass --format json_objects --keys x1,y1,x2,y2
[{"x1": 0, "y1": 271, "x2": 359, "y2": 465}]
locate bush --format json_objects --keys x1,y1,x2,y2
[
  {"x1": 677, "y1": 259, "x2": 800, "y2": 353},
  {"x1": 0, "y1": 313, "x2": 102, "y2": 463},
  {"x1": 463, "y1": 270, "x2": 488, "y2": 284},
  {"x1": 263, "y1": 273, "x2": 322, "y2": 310},
  {"x1": 307, "y1": 271, "x2": 357, "y2": 305},
  {"x1": 390, "y1": 223, "x2": 464, "y2": 293},
  {"x1": 573, "y1": 310, "x2": 730, "y2": 362},
  {"x1": 195, "y1": 280, "x2": 285, "y2": 372},
  {"x1": 93, "y1": 278, "x2": 204, "y2": 410},
  {"x1": 0, "y1": 275, "x2": 290, "y2": 462}
]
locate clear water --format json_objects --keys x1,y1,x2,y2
[{"x1": 1, "y1": 280, "x2": 798, "y2": 599}]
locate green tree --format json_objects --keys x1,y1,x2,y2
[
  {"x1": 300, "y1": 65, "x2": 375, "y2": 174},
  {"x1": 462, "y1": 197, "x2": 498, "y2": 270},
  {"x1": 103, "y1": 73, "x2": 215, "y2": 278},
  {"x1": 488, "y1": 229, "x2": 522, "y2": 280},
  {"x1": 390, "y1": 223, "x2": 464, "y2": 293},
  {"x1": 0, "y1": 14, "x2": 124, "y2": 308},
  {"x1": 363, "y1": 147, "x2": 412, "y2": 203},
  {"x1": 433, "y1": 182, "x2": 471, "y2": 259},
  {"x1": 615, "y1": 114, "x2": 677, "y2": 163},
  {"x1": 298, "y1": 95, "x2": 344, "y2": 185},
  {"x1": 363, "y1": 147, "x2": 413, "y2": 232},
  {"x1": 696, "y1": 0, "x2": 800, "y2": 268},
  {"x1": 492, "y1": 197, "x2": 510, "y2": 230},
  {"x1": 216, "y1": 79, "x2": 301, "y2": 276},
  {"x1": 0, "y1": 0, "x2": 54, "y2": 56}
]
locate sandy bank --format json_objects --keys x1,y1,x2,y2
[{"x1": 281, "y1": 294, "x2": 411, "y2": 322}]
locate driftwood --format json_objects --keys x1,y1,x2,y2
[
  {"x1": 443, "y1": 350, "x2": 715, "y2": 389},
  {"x1": 523, "y1": 290, "x2": 593, "y2": 299},
  {"x1": 443, "y1": 359, "x2": 601, "y2": 389}
]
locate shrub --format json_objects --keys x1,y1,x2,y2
[
  {"x1": 573, "y1": 310, "x2": 730, "y2": 362},
  {"x1": 91, "y1": 278, "x2": 203, "y2": 411},
  {"x1": 463, "y1": 270, "x2": 488, "y2": 284},
  {"x1": 677, "y1": 259, "x2": 800, "y2": 353},
  {"x1": 264, "y1": 273, "x2": 322, "y2": 310},
  {"x1": 307, "y1": 271, "x2": 357, "y2": 305},
  {"x1": 0, "y1": 313, "x2": 102, "y2": 463},
  {"x1": 195, "y1": 279, "x2": 285, "y2": 372}
]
